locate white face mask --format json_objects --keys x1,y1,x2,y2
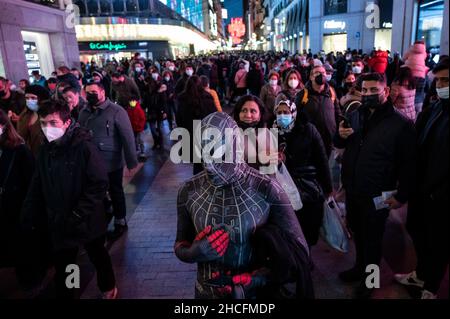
[
  {"x1": 42, "y1": 126, "x2": 65, "y2": 142},
  {"x1": 352, "y1": 66, "x2": 362, "y2": 74},
  {"x1": 436, "y1": 86, "x2": 449, "y2": 99},
  {"x1": 326, "y1": 74, "x2": 332, "y2": 82},
  {"x1": 186, "y1": 69, "x2": 194, "y2": 77},
  {"x1": 288, "y1": 79, "x2": 299, "y2": 89},
  {"x1": 269, "y1": 79, "x2": 278, "y2": 86},
  {"x1": 135, "y1": 67, "x2": 142, "y2": 73},
  {"x1": 152, "y1": 73, "x2": 159, "y2": 81},
  {"x1": 0, "y1": 127, "x2": 3, "y2": 136},
  {"x1": 169, "y1": 66, "x2": 175, "y2": 71},
  {"x1": 164, "y1": 76, "x2": 171, "y2": 82}
]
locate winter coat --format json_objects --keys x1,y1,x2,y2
[
  {"x1": 126, "y1": 102, "x2": 146, "y2": 132},
  {"x1": 234, "y1": 69, "x2": 248, "y2": 88},
  {"x1": 260, "y1": 84, "x2": 282, "y2": 124},
  {"x1": 407, "y1": 99, "x2": 449, "y2": 232},
  {"x1": 21, "y1": 124, "x2": 109, "y2": 251},
  {"x1": 246, "y1": 69, "x2": 265, "y2": 95},
  {"x1": 281, "y1": 120, "x2": 333, "y2": 197},
  {"x1": 334, "y1": 101, "x2": 416, "y2": 203},
  {"x1": 295, "y1": 82, "x2": 341, "y2": 157},
  {"x1": 174, "y1": 74, "x2": 189, "y2": 97},
  {"x1": 390, "y1": 82, "x2": 416, "y2": 121},
  {"x1": 403, "y1": 43, "x2": 429, "y2": 79},
  {"x1": 205, "y1": 88, "x2": 222, "y2": 112},
  {"x1": 111, "y1": 75, "x2": 141, "y2": 108},
  {"x1": 78, "y1": 98, "x2": 138, "y2": 172},
  {"x1": 368, "y1": 50, "x2": 389, "y2": 74},
  {"x1": 145, "y1": 89, "x2": 168, "y2": 121},
  {"x1": 0, "y1": 91, "x2": 26, "y2": 116},
  {"x1": 0, "y1": 144, "x2": 34, "y2": 266}
]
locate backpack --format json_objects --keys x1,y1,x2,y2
[{"x1": 300, "y1": 86, "x2": 336, "y2": 106}]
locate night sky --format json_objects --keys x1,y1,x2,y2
[{"x1": 223, "y1": 0, "x2": 244, "y2": 22}]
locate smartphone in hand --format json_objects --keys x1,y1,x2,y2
[{"x1": 339, "y1": 115, "x2": 351, "y2": 128}]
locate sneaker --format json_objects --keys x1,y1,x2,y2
[
  {"x1": 339, "y1": 266, "x2": 364, "y2": 283},
  {"x1": 394, "y1": 271, "x2": 424, "y2": 288},
  {"x1": 102, "y1": 287, "x2": 118, "y2": 299},
  {"x1": 421, "y1": 290, "x2": 437, "y2": 299},
  {"x1": 107, "y1": 224, "x2": 128, "y2": 241}
]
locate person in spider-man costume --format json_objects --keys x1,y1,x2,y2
[{"x1": 174, "y1": 112, "x2": 308, "y2": 299}]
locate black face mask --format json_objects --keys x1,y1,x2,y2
[
  {"x1": 315, "y1": 74, "x2": 324, "y2": 86},
  {"x1": 238, "y1": 120, "x2": 260, "y2": 130},
  {"x1": 362, "y1": 93, "x2": 382, "y2": 109},
  {"x1": 0, "y1": 90, "x2": 6, "y2": 98},
  {"x1": 344, "y1": 82, "x2": 355, "y2": 89},
  {"x1": 86, "y1": 93, "x2": 100, "y2": 106}
]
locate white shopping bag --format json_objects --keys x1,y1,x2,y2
[
  {"x1": 320, "y1": 197, "x2": 351, "y2": 253},
  {"x1": 275, "y1": 163, "x2": 303, "y2": 211}
]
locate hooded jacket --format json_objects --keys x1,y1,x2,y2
[{"x1": 368, "y1": 50, "x2": 389, "y2": 74}]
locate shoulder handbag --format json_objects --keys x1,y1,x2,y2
[{"x1": 292, "y1": 165, "x2": 324, "y2": 204}]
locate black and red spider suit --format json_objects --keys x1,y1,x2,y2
[{"x1": 174, "y1": 112, "x2": 309, "y2": 299}]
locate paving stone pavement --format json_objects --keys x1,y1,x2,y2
[{"x1": 82, "y1": 160, "x2": 197, "y2": 299}]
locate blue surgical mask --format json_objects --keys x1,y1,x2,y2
[
  {"x1": 277, "y1": 114, "x2": 293, "y2": 128},
  {"x1": 26, "y1": 99, "x2": 39, "y2": 112}
]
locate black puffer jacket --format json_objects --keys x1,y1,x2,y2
[
  {"x1": 21, "y1": 123, "x2": 109, "y2": 251},
  {"x1": 334, "y1": 100, "x2": 416, "y2": 203}
]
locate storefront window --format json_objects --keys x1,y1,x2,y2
[
  {"x1": 324, "y1": 0, "x2": 347, "y2": 16},
  {"x1": 416, "y1": 0, "x2": 444, "y2": 52},
  {"x1": 0, "y1": 50, "x2": 5, "y2": 78},
  {"x1": 21, "y1": 31, "x2": 55, "y2": 80},
  {"x1": 323, "y1": 33, "x2": 347, "y2": 53},
  {"x1": 375, "y1": 29, "x2": 392, "y2": 51}
]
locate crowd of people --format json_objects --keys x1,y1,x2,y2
[{"x1": 0, "y1": 40, "x2": 448, "y2": 299}]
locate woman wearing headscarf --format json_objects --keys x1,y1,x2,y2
[{"x1": 273, "y1": 99, "x2": 332, "y2": 248}]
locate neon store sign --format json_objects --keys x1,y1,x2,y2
[
  {"x1": 228, "y1": 18, "x2": 246, "y2": 45},
  {"x1": 89, "y1": 42, "x2": 128, "y2": 51}
]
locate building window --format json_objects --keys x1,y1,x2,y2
[
  {"x1": 126, "y1": 0, "x2": 138, "y2": 12},
  {"x1": 138, "y1": 0, "x2": 149, "y2": 11},
  {"x1": 86, "y1": 0, "x2": 99, "y2": 15},
  {"x1": 416, "y1": 0, "x2": 444, "y2": 52},
  {"x1": 99, "y1": 0, "x2": 112, "y2": 14},
  {"x1": 324, "y1": 0, "x2": 347, "y2": 16},
  {"x1": 74, "y1": 0, "x2": 87, "y2": 16},
  {"x1": 113, "y1": 0, "x2": 125, "y2": 12}
]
